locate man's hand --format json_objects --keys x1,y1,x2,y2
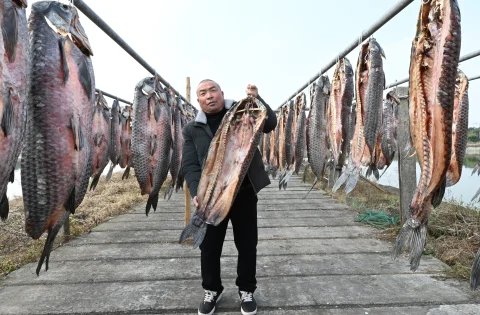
[
  {"x1": 193, "y1": 196, "x2": 199, "y2": 208},
  {"x1": 246, "y1": 84, "x2": 258, "y2": 98}
]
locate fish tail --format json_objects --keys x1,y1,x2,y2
[
  {"x1": 89, "y1": 173, "x2": 101, "y2": 191},
  {"x1": 431, "y1": 178, "x2": 446, "y2": 208},
  {"x1": 472, "y1": 186, "x2": 480, "y2": 202},
  {"x1": 105, "y1": 162, "x2": 115, "y2": 181},
  {"x1": 164, "y1": 180, "x2": 174, "y2": 201},
  {"x1": 0, "y1": 193, "x2": 9, "y2": 221},
  {"x1": 146, "y1": 193, "x2": 159, "y2": 216},
  {"x1": 303, "y1": 177, "x2": 318, "y2": 199},
  {"x1": 122, "y1": 166, "x2": 130, "y2": 180},
  {"x1": 470, "y1": 249, "x2": 480, "y2": 290},
  {"x1": 344, "y1": 170, "x2": 360, "y2": 195},
  {"x1": 279, "y1": 167, "x2": 294, "y2": 190},
  {"x1": 36, "y1": 212, "x2": 68, "y2": 276},
  {"x1": 179, "y1": 215, "x2": 207, "y2": 249},
  {"x1": 472, "y1": 163, "x2": 480, "y2": 176},
  {"x1": 393, "y1": 218, "x2": 427, "y2": 272}
]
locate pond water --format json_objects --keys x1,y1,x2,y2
[
  {"x1": 6, "y1": 159, "x2": 124, "y2": 200},
  {"x1": 378, "y1": 156, "x2": 480, "y2": 206}
]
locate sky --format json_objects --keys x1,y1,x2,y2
[{"x1": 27, "y1": 0, "x2": 480, "y2": 126}]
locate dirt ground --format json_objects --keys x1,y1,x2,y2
[{"x1": 0, "y1": 171, "x2": 154, "y2": 278}]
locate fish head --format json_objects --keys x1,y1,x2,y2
[
  {"x1": 12, "y1": 0, "x2": 27, "y2": 8},
  {"x1": 95, "y1": 93, "x2": 109, "y2": 110},
  {"x1": 387, "y1": 90, "x2": 400, "y2": 105},
  {"x1": 368, "y1": 38, "x2": 386, "y2": 59},
  {"x1": 136, "y1": 77, "x2": 157, "y2": 97},
  {"x1": 317, "y1": 75, "x2": 331, "y2": 95},
  {"x1": 36, "y1": 1, "x2": 93, "y2": 56}
]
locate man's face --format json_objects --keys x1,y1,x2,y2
[{"x1": 197, "y1": 81, "x2": 225, "y2": 114}]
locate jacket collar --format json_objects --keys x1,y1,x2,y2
[{"x1": 195, "y1": 99, "x2": 235, "y2": 124}]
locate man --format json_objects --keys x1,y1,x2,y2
[{"x1": 181, "y1": 79, "x2": 277, "y2": 315}]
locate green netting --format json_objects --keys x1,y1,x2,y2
[{"x1": 346, "y1": 197, "x2": 400, "y2": 227}]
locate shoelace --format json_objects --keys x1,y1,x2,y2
[
  {"x1": 203, "y1": 290, "x2": 217, "y2": 303},
  {"x1": 240, "y1": 291, "x2": 253, "y2": 302}
]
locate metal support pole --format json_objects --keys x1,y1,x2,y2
[
  {"x1": 469, "y1": 74, "x2": 480, "y2": 81},
  {"x1": 184, "y1": 77, "x2": 192, "y2": 227},
  {"x1": 72, "y1": 0, "x2": 196, "y2": 114},
  {"x1": 396, "y1": 86, "x2": 416, "y2": 224},
  {"x1": 96, "y1": 89, "x2": 133, "y2": 105},
  {"x1": 385, "y1": 49, "x2": 480, "y2": 89},
  {"x1": 277, "y1": 0, "x2": 415, "y2": 109}
]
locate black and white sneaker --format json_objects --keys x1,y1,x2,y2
[
  {"x1": 198, "y1": 290, "x2": 223, "y2": 315},
  {"x1": 239, "y1": 291, "x2": 257, "y2": 315}
]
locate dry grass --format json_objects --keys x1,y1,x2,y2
[
  {"x1": 0, "y1": 171, "x2": 150, "y2": 278},
  {"x1": 306, "y1": 167, "x2": 480, "y2": 281}
]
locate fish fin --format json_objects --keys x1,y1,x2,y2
[
  {"x1": 179, "y1": 215, "x2": 207, "y2": 249},
  {"x1": 303, "y1": 177, "x2": 318, "y2": 199},
  {"x1": 36, "y1": 212, "x2": 67, "y2": 276},
  {"x1": 89, "y1": 173, "x2": 101, "y2": 191},
  {"x1": 2, "y1": 5, "x2": 18, "y2": 62},
  {"x1": 58, "y1": 37, "x2": 69, "y2": 84},
  {"x1": 470, "y1": 249, "x2": 480, "y2": 290},
  {"x1": 146, "y1": 193, "x2": 159, "y2": 216},
  {"x1": 78, "y1": 124, "x2": 85, "y2": 150},
  {"x1": 93, "y1": 133, "x2": 99, "y2": 147},
  {"x1": 122, "y1": 166, "x2": 130, "y2": 180},
  {"x1": 373, "y1": 167, "x2": 379, "y2": 181},
  {"x1": 1, "y1": 88, "x2": 14, "y2": 136},
  {"x1": 70, "y1": 117, "x2": 80, "y2": 151},
  {"x1": 472, "y1": 164, "x2": 479, "y2": 176},
  {"x1": 431, "y1": 178, "x2": 446, "y2": 208},
  {"x1": 105, "y1": 162, "x2": 115, "y2": 181},
  {"x1": 345, "y1": 171, "x2": 360, "y2": 195},
  {"x1": 393, "y1": 218, "x2": 427, "y2": 272},
  {"x1": 9, "y1": 169, "x2": 14, "y2": 183},
  {"x1": 65, "y1": 187, "x2": 76, "y2": 214},
  {"x1": 332, "y1": 169, "x2": 350, "y2": 193},
  {"x1": 0, "y1": 193, "x2": 9, "y2": 222},
  {"x1": 78, "y1": 57, "x2": 93, "y2": 101},
  {"x1": 150, "y1": 135, "x2": 157, "y2": 156},
  {"x1": 154, "y1": 103, "x2": 161, "y2": 122},
  {"x1": 366, "y1": 167, "x2": 372, "y2": 178}
]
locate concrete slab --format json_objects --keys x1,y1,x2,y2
[
  {"x1": 2, "y1": 253, "x2": 446, "y2": 286},
  {"x1": 92, "y1": 217, "x2": 360, "y2": 232},
  {"x1": 69, "y1": 226, "x2": 377, "y2": 245},
  {"x1": 109, "y1": 209, "x2": 358, "y2": 222},
  {"x1": 0, "y1": 275, "x2": 473, "y2": 314},
  {"x1": 52, "y1": 238, "x2": 391, "y2": 261}
]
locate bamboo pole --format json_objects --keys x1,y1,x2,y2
[{"x1": 184, "y1": 77, "x2": 192, "y2": 227}]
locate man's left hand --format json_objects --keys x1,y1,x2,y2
[{"x1": 246, "y1": 84, "x2": 258, "y2": 98}]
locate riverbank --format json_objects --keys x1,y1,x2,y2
[
  {"x1": 0, "y1": 172, "x2": 150, "y2": 278},
  {"x1": 308, "y1": 171, "x2": 480, "y2": 281}
]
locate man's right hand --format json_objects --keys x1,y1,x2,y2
[{"x1": 193, "y1": 196, "x2": 199, "y2": 208}]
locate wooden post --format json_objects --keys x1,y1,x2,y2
[
  {"x1": 184, "y1": 77, "x2": 192, "y2": 227},
  {"x1": 396, "y1": 86, "x2": 417, "y2": 224}
]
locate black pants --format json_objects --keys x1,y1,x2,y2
[{"x1": 199, "y1": 186, "x2": 258, "y2": 294}]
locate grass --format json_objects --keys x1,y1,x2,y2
[
  {"x1": 0, "y1": 171, "x2": 151, "y2": 279},
  {"x1": 307, "y1": 167, "x2": 480, "y2": 281}
]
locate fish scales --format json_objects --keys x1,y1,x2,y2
[
  {"x1": 21, "y1": 1, "x2": 95, "y2": 274},
  {"x1": 89, "y1": 92, "x2": 111, "y2": 190},
  {"x1": 395, "y1": 0, "x2": 461, "y2": 272},
  {"x1": 180, "y1": 97, "x2": 267, "y2": 248},
  {"x1": 446, "y1": 69, "x2": 468, "y2": 187},
  {"x1": 294, "y1": 93, "x2": 306, "y2": 175},
  {"x1": 363, "y1": 38, "x2": 385, "y2": 177},
  {"x1": 306, "y1": 75, "x2": 330, "y2": 180},
  {"x1": 0, "y1": 0, "x2": 28, "y2": 221}
]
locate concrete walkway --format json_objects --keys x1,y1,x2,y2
[{"x1": 1, "y1": 176, "x2": 480, "y2": 314}]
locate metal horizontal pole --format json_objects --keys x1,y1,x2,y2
[
  {"x1": 72, "y1": 0, "x2": 196, "y2": 113},
  {"x1": 385, "y1": 49, "x2": 480, "y2": 89},
  {"x1": 96, "y1": 88, "x2": 133, "y2": 105},
  {"x1": 469, "y1": 74, "x2": 480, "y2": 81},
  {"x1": 278, "y1": 0, "x2": 415, "y2": 109}
]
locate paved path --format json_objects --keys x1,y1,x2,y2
[{"x1": 1, "y1": 176, "x2": 480, "y2": 314}]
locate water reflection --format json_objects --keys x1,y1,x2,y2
[{"x1": 378, "y1": 155, "x2": 480, "y2": 206}]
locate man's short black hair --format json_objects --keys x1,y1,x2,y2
[{"x1": 197, "y1": 79, "x2": 221, "y2": 90}]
